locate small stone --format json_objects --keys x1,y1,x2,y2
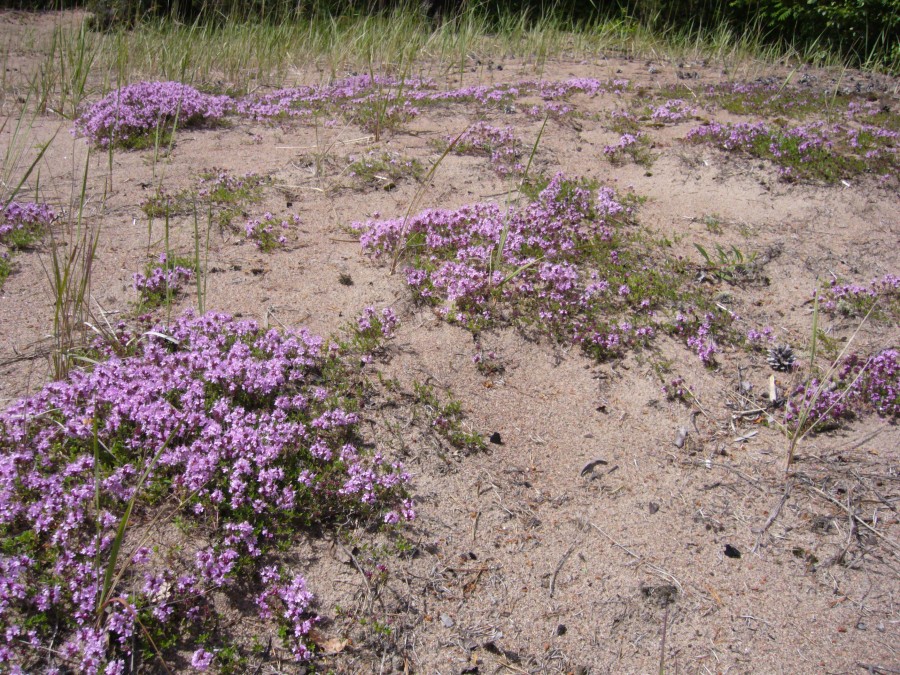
[
  {"x1": 555, "y1": 624, "x2": 567, "y2": 636},
  {"x1": 649, "y1": 502, "x2": 660, "y2": 514},
  {"x1": 440, "y1": 613, "x2": 454, "y2": 628}
]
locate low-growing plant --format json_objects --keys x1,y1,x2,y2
[
  {"x1": 346, "y1": 150, "x2": 424, "y2": 187},
  {"x1": 347, "y1": 305, "x2": 400, "y2": 357},
  {"x1": 141, "y1": 170, "x2": 268, "y2": 229},
  {"x1": 132, "y1": 252, "x2": 195, "y2": 308},
  {"x1": 197, "y1": 169, "x2": 269, "y2": 208},
  {"x1": 440, "y1": 121, "x2": 524, "y2": 177},
  {"x1": 243, "y1": 213, "x2": 300, "y2": 251},
  {"x1": 702, "y1": 213, "x2": 723, "y2": 234},
  {"x1": 74, "y1": 81, "x2": 232, "y2": 149},
  {"x1": 356, "y1": 173, "x2": 729, "y2": 366},
  {"x1": 708, "y1": 82, "x2": 837, "y2": 119},
  {"x1": 662, "y1": 376, "x2": 689, "y2": 403},
  {"x1": 0, "y1": 310, "x2": 414, "y2": 670},
  {"x1": 0, "y1": 201, "x2": 56, "y2": 250},
  {"x1": 686, "y1": 118, "x2": 899, "y2": 183},
  {"x1": 603, "y1": 132, "x2": 654, "y2": 167},
  {"x1": 412, "y1": 381, "x2": 486, "y2": 454},
  {"x1": 786, "y1": 348, "x2": 899, "y2": 433},
  {"x1": 608, "y1": 109, "x2": 642, "y2": 135},
  {"x1": 646, "y1": 98, "x2": 697, "y2": 125},
  {"x1": 818, "y1": 273, "x2": 899, "y2": 320},
  {"x1": 694, "y1": 242, "x2": 759, "y2": 284},
  {"x1": 0, "y1": 250, "x2": 11, "y2": 289}
]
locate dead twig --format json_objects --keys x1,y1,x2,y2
[
  {"x1": 829, "y1": 487, "x2": 859, "y2": 567},
  {"x1": 549, "y1": 543, "x2": 576, "y2": 598},
  {"x1": 658, "y1": 602, "x2": 670, "y2": 675},
  {"x1": 856, "y1": 664, "x2": 900, "y2": 675},
  {"x1": 334, "y1": 538, "x2": 374, "y2": 607},
  {"x1": 752, "y1": 479, "x2": 793, "y2": 552},
  {"x1": 801, "y1": 482, "x2": 900, "y2": 558},
  {"x1": 685, "y1": 459, "x2": 765, "y2": 492},
  {"x1": 589, "y1": 523, "x2": 683, "y2": 594}
]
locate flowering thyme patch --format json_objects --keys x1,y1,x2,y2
[
  {"x1": 132, "y1": 252, "x2": 195, "y2": 307},
  {"x1": 141, "y1": 170, "x2": 269, "y2": 230},
  {"x1": 347, "y1": 150, "x2": 424, "y2": 186},
  {"x1": 443, "y1": 122, "x2": 524, "y2": 177},
  {"x1": 818, "y1": 274, "x2": 900, "y2": 320},
  {"x1": 74, "y1": 81, "x2": 232, "y2": 148},
  {"x1": 647, "y1": 99, "x2": 696, "y2": 124},
  {"x1": 603, "y1": 132, "x2": 654, "y2": 167},
  {"x1": 235, "y1": 75, "x2": 628, "y2": 123},
  {"x1": 0, "y1": 201, "x2": 55, "y2": 249},
  {"x1": 356, "y1": 173, "x2": 730, "y2": 364},
  {"x1": 244, "y1": 213, "x2": 300, "y2": 251},
  {"x1": 686, "y1": 119, "x2": 898, "y2": 182},
  {"x1": 0, "y1": 310, "x2": 412, "y2": 671},
  {"x1": 0, "y1": 202, "x2": 56, "y2": 290},
  {"x1": 786, "y1": 349, "x2": 899, "y2": 430}
]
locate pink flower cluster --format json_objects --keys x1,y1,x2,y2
[
  {"x1": 818, "y1": 274, "x2": 900, "y2": 315},
  {"x1": 74, "y1": 81, "x2": 232, "y2": 147},
  {"x1": 0, "y1": 311, "x2": 411, "y2": 670},
  {"x1": 244, "y1": 213, "x2": 300, "y2": 251},
  {"x1": 355, "y1": 174, "x2": 675, "y2": 359},
  {"x1": 0, "y1": 201, "x2": 55, "y2": 247},
  {"x1": 650, "y1": 99, "x2": 696, "y2": 123},
  {"x1": 131, "y1": 253, "x2": 194, "y2": 303},
  {"x1": 686, "y1": 118, "x2": 898, "y2": 181},
  {"x1": 74, "y1": 76, "x2": 630, "y2": 149},
  {"x1": 603, "y1": 132, "x2": 644, "y2": 162},
  {"x1": 787, "y1": 349, "x2": 899, "y2": 425},
  {"x1": 451, "y1": 122, "x2": 524, "y2": 176}
]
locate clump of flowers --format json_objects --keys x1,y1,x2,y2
[
  {"x1": 132, "y1": 252, "x2": 194, "y2": 306},
  {"x1": 746, "y1": 326, "x2": 775, "y2": 347},
  {"x1": 0, "y1": 201, "x2": 56, "y2": 249},
  {"x1": 649, "y1": 99, "x2": 696, "y2": 124},
  {"x1": 672, "y1": 310, "x2": 720, "y2": 365},
  {"x1": 686, "y1": 119, "x2": 898, "y2": 182},
  {"x1": 74, "y1": 81, "x2": 232, "y2": 148},
  {"x1": 663, "y1": 376, "x2": 688, "y2": 402},
  {"x1": 818, "y1": 274, "x2": 899, "y2": 319},
  {"x1": 347, "y1": 150, "x2": 424, "y2": 186},
  {"x1": 244, "y1": 213, "x2": 300, "y2": 251},
  {"x1": 603, "y1": 132, "x2": 653, "y2": 166},
  {"x1": 0, "y1": 310, "x2": 411, "y2": 671},
  {"x1": 351, "y1": 306, "x2": 400, "y2": 356},
  {"x1": 345, "y1": 95, "x2": 421, "y2": 135},
  {"x1": 608, "y1": 109, "x2": 641, "y2": 134},
  {"x1": 355, "y1": 173, "x2": 703, "y2": 363},
  {"x1": 786, "y1": 349, "x2": 899, "y2": 429},
  {"x1": 234, "y1": 75, "x2": 627, "y2": 123},
  {"x1": 447, "y1": 122, "x2": 524, "y2": 177},
  {"x1": 142, "y1": 170, "x2": 270, "y2": 229},
  {"x1": 197, "y1": 169, "x2": 268, "y2": 205}
]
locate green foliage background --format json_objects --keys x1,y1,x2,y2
[{"x1": 1, "y1": 0, "x2": 897, "y2": 69}]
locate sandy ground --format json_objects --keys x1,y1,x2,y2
[{"x1": 1, "y1": 10, "x2": 898, "y2": 674}]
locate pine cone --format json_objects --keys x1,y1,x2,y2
[{"x1": 767, "y1": 345, "x2": 796, "y2": 372}]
